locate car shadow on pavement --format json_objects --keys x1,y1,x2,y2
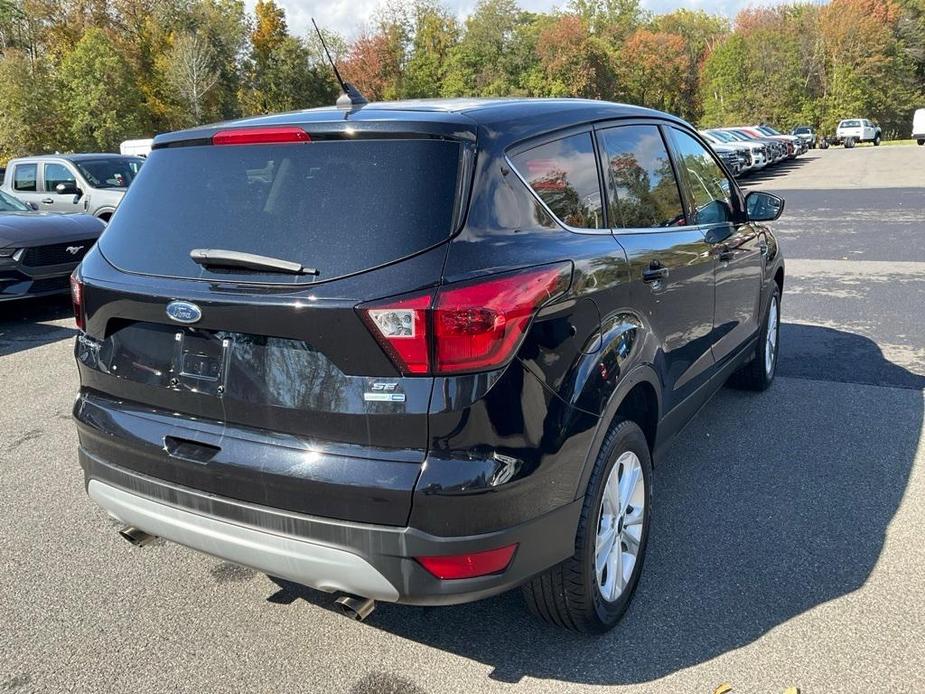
[
  {"x1": 740, "y1": 156, "x2": 810, "y2": 187},
  {"x1": 267, "y1": 323, "x2": 922, "y2": 686},
  {"x1": 0, "y1": 296, "x2": 76, "y2": 358}
]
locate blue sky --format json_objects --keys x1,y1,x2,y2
[{"x1": 250, "y1": 0, "x2": 814, "y2": 39}]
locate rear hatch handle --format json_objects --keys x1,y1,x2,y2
[
  {"x1": 190, "y1": 248, "x2": 319, "y2": 276},
  {"x1": 164, "y1": 435, "x2": 221, "y2": 464}
]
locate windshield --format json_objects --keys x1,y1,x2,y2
[
  {"x1": 74, "y1": 157, "x2": 143, "y2": 189},
  {"x1": 794, "y1": 127, "x2": 812, "y2": 134},
  {"x1": 0, "y1": 189, "x2": 30, "y2": 212},
  {"x1": 759, "y1": 126, "x2": 781, "y2": 135},
  {"x1": 100, "y1": 138, "x2": 465, "y2": 285},
  {"x1": 840, "y1": 120, "x2": 861, "y2": 128},
  {"x1": 708, "y1": 130, "x2": 734, "y2": 143}
]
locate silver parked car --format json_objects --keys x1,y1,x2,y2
[{"x1": 1, "y1": 154, "x2": 143, "y2": 221}]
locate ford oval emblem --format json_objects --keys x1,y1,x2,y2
[{"x1": 166, "y1": 301, "x2": 202, "y2": 324}]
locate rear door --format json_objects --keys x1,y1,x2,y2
[
  {"x1": 668, "y1": 127, "x2": 762, "y2": 365},
  {"x1": 9, "y1": 163, "x2": 43, "y2": 208},
  {"x1": 78, "y1": 131, "x2": 472, "y2": 523},
  {"x1": 598, "y1": 121, "x2": 716, "y2": 413}
]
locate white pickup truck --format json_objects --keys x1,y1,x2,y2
[
  {"x1": 913, "y1": 109, "x2": 924, "y2": 146},
  {"x1": 835, "y1": 119, "x2": 881, "y2": 147}
]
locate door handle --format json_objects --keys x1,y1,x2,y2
[
  {"x1": 642, "y1": 265, "x2": 669, "y2": 283},
  {"x1": 164, "y1": 435, "x2": 220, "y2": 464},
  {"x1": 716, "y1": 246, "x2": 735, "y2": 262},
  {"x1": 41, "y1": 197, "x2": 53, "y2": 204}
]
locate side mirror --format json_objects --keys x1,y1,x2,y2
[
  {"x1": 55, "y1": 181, "x2": 79, "y2": 196},
  {"x1": 745, "y1": 190, "x2": 784, "y2": 222}
]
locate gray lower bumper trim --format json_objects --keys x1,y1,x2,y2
[{"x1": 88, "y1": 480, "x2": 400, "y2": 601}]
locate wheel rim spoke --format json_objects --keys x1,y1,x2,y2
[
  {"x1": 619, "y1": 459, "x2": 641, "y2": 516},
  {"x1": 606, "y1": 540, "x2": 622, "y2": 600},
  {"x1": 595, "y1": 524, "x2": 616, "y2": 579},
  {"x1": 623, "y1": 525, "x2": 642, "y2": 555}
]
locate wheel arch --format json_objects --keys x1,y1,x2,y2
[{"x1": 573, "y1": 363, "x2": 662, "y2": 501}]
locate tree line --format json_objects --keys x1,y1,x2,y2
[{"x1": 1, "y1": 0, "x2": 922, "y2": 160}]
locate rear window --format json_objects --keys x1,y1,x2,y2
[
  {"x1": 510, "y1": 133, "x2": 604, "y2": 229},
  {"x1": 100, "y1": 139, "x2": 464, "y2": 284},
  {"x1": 840, "y1": 120, "x2": 861, "y2": 128},
  {"x1": 74, "y1": 157, "x2": 142, "y2": 189}
]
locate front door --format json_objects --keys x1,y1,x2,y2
[
  {"x1": 42, "y1": 162, "x2": 85, "y2": 213},
  {"x1": 668, "y1": 128, "x2": 763, "y2": 365},
  {"x1": 598, "y1": 122, "x2": 716, "y2": 414}
]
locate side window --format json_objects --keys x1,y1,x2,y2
[
  {"x1": 670, "y1": 128, "x2": 734, "y2": 226},
  {"x1": 599, "y1": 124, "x2": 686, "y2": 229},
  {"x1": 13, "y1": 164, "x2": 37, "y2": 192},
  {"x1": 510, "y1": 132, "x2": 603, "y2": 229},
  {"x1": 45, "y1": 163, "x2": 76, "y2": 191}
]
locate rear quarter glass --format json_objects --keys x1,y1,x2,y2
[{"x1": 98, "y1": 139, "x2": 466, "y2": 285}]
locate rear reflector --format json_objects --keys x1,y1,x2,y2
[
  {"x1": 212, "y1": 126, "x2": 311, "y2": 146},
  {"x1": 70, "y1": 272, "x2": 85, "y2": 330},
  {"x1": 416, "y1": 544, "x2": 518, "y2": 580},
  {"x1": 358, "y1": 263, "x2": 571, "y2": 376}
]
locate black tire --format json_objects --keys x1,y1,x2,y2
[
  {"x1": 730, "y1": 285, "x2": 781, "y2": 391},
  {"x1": 522, "y1": 419, "x2": 652, "y2": 634},
  {"x1": 917, "y1": 139, "x2": 924, "y2": 146},
  {"x1": 873, "y1": 134, "x2": 881, "y2": 146},
  {"x1": 844, "y1": 137, "x2": 855, "y2": 149}
]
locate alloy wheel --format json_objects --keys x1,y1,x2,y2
[
  {"x1": 765, "y1": 296, "x2": 779, "y2": 375},
  {"x1": 595, "y1": 451, "x2": 646, "y2": 602}
]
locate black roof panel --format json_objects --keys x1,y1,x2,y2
[{"x1": 153, "y1": 98, "x2": 689, "y2": 149}]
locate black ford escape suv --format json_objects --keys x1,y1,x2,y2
[{"x1": 72, "y1": 98, "x2": 785, "y2": 633}]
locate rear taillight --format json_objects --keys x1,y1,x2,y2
[
  {"x1": 70, "y1": 273, "x2": 84, "y2": 330},
  {"x1": 360, "y1": 293, "x2": 433, "y2": 375},
  {"x1": 416, "y1": 544, "x2": 518, "y2": 580},
  {"x1": 433, "y1": 265, "x2": 570, "y2": 374},
  {"x1": 358, "y1": 263, "x2": 571, "y2": 376},
  {"x1": 212, "y1": 126, "x2": 311, "y2": 146}
]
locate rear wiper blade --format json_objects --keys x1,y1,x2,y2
[{"x1": 190, "y1": 248, "x2": 319, "y2": 276}]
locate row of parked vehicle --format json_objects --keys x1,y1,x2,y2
[
  {"x1": 700, "y1": 124, "x2": 810, "y2": 178},
  {"x1": 0, "y1": 153, "x2": 142, "y2": 303}
]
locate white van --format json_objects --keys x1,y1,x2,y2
[
  {"x1": 120, "y1": 138, "x2": 153, "y2": 157},
  {"x1": 913, "y1": 109, "x2": 925, "y2": 146}
]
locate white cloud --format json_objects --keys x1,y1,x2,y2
[{"x1": 246, "y1": 0, "x2": 823, "y2": 39}]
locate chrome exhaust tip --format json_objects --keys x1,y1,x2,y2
[
  {"x1": 335, "y1": 595, "x2": 376, "y2": 621},
  {"x1": 119, "y1": 526, "x2": 157, "y2": 547}
]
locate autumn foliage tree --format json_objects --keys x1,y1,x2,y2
[
  {"x1": 619, "y1": 30, "x2": 691, "y2": 116},
  {"x1": 534, "y1": 14, "x2": 618, "y2": 99},
  {"x1": 0, "y1": 0, "x2": 924, "y2": 160}
]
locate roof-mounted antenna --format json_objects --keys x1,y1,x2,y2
[{"x1": 312, "y1": 18, "x2": 368, "y2": 111}]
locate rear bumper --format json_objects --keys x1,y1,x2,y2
[{"x1": 80, "y1": 450, "x2": 582, "y2": 605}]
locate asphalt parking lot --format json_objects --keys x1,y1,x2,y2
[{"x1": 2, "y1": 146, "x2": 923, "y2": 694}]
